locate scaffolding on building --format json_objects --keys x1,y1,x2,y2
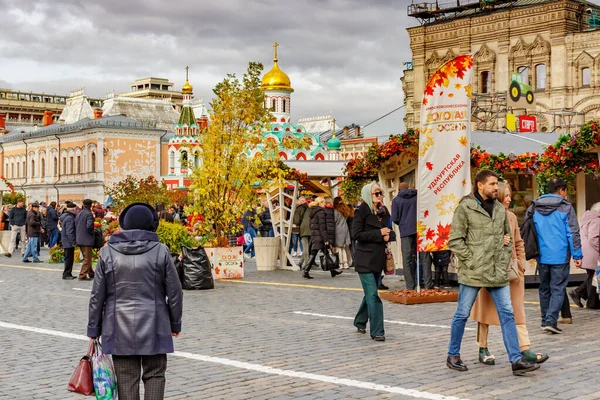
[
  {"x1": 471, "y1": 91, "x2": 508, "y2": 132},
  {"x1": 543, "y1": 109, "x2": 584, "y2": 134},
  {"x1": 407, "y1": 0, "x2": 516, "y2": 24}
]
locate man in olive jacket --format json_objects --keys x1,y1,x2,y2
[{"x1": 446, "y1": 170, "x2": 539, "y2": 376}]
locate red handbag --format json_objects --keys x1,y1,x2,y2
[{"x1": 67, "y1": 338, "x2": 95, "y2": 396}]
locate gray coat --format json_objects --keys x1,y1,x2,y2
[
  {"x1": 580, "y1": 210, "x2": 600, "y2": 270},
  {"x1": 75, "y1": 207, "x2": 94, "y2": 247},
  {"x1": 334, "y1": 209, "x2": 351, "y2": 247},
  {"x1": 87, "y1": 230, "x2": 183, "y2": 355},
  {"x1": 59, "y1": 211, "x2": 76, "y2": 249}
]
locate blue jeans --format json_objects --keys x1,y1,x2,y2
[
  {"x1": 448, "y1": 284, "x2": 521, "y2": 363},
  {"x1": 291, "y1": 233, "x2": 303, "y2": 253},
  {"x1": 538, "y1": 262, "x2": 570, "y2": 326},
  {"x1": 244, "y1": 227, "x2": 257, "y2": 258},
  {"x1": 48, "y1": 228, "x2": 59, "y2": 248},
  {"x1": 23, "y1": 237, "x2": 40, "y2": 262}
]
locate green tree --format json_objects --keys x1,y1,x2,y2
[
  {"x1": 104, "y1": 175, "x2": 174, "y2": 214},
  {"x1": 187, "y1": 62, "x2": 288, "y2": 245},
  {"x1": 2, "y1": 192, "x2": 25, "y2": 206}
]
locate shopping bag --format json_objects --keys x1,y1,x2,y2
[
  {"x1": 320, "y1": 247, "x2": 339, "y2": 271},
  {"x1": 91, "y1": 339, "x2": 117, "y2": 400},
  {"x1": 384, "y1": 245, "x2": 395, "y2": 275},
  {"x1": 181, "y1": 246, "x2": 214, "y2": 290},
  {"x1": 67, "y1": 338, "x2": 95, "y2": 396},
  {"x1": 93, "y1": 230, "x2": 104, "y2": 249}
]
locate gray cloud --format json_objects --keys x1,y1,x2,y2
[{"x1": 0, "y1": 0, "x2": 415, "y2": 136}]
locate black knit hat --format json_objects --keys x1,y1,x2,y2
[{"x1": 119, "y1": 203, "x2": 159, "y2": 232}]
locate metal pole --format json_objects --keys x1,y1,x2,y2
[{"x1": 416, "y1": 250, "x2": 421, "y2": 293}]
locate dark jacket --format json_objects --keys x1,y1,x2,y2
[
  {"x1": 60, "y1": 211, "x2": 76, "y2": 249},
  {"x1": 352, "y1": 202, "x2": 394, "y2": 274},
  {"x1": 259, "y1": 208, "x2": 272, "y2": 232},
  {"x1": 46, "y1": 206, "x2": 59, "y2": 230},
  {"x1": 75, "y1": 207, "x2": 95, "y2": 247},
  {"x1": 87, "y1": 230, "x2": 183, "y2": 355},
  {"x1": 293, "y1": 203, "x2": 311, "y2": 238},
  {"x1": 242, "y1": 210, "x2": 257, "y2": 231},
  {"x1": 391, "y1": 189, "x2": 417, "y2": 237},
  {"x1": 309, "y1": 207, "x2": 331, "y2": 250},
  {"x1": 323, "y1": 206, "x2": 336, "y2": 244},
  {"x1": 9, "y1": 206, "x2": 26, "y2": 227},
  {"x1": 528, "y1": 194, "x2": 582, "y2": 264},
  {"x1": 26, "y1": 210, "x2": 42, "y2": 237}
]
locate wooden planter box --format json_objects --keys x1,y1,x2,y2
[
  {"x1": 380, "y1": 289, "x2": 458, "y2": 305},
  {"x1": 205, "y1": 246, "x2": 244, "y2": 279}
]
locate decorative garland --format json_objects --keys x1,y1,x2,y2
[
  {"x1": 0, "y1": 176, "x2": 15, "y2": 192},
  {"x1": 343, "y1": 121, "x2": 600, "y2": 193}
]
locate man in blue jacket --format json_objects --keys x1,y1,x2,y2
[
  {"x1": 46, "y1": 201, "x2": 60, "y2": 248},
  {"x1": 527, "y1": 178, "x2": 582, "y2": 334},
  {"x1": 391, "y1": 182, "x2": 433, "y2": 290}
]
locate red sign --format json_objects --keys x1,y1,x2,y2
[{"x1": 519, "y1": 115, "x2": 537, "y2": 132}]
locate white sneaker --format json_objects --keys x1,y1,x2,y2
[{"x1": 292, "y1": 252, "x2": 297, "y2": 257}]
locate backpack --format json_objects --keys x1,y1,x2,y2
[{"x1": 520, "y1": 204, "x2": 539, "y2": 261}]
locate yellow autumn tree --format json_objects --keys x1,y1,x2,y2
[{"x1": 187, "y1": 62, "x2": 288, "y2": 245}]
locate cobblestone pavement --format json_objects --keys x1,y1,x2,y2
[{"x1": 0, "y1": 249, "x2": 599, "y2": 399}]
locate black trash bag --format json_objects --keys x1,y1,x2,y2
[{"x1": 180, "y1": 246, "x2": 214, "y2": 290}]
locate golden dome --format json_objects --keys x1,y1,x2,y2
[
  {"x1": 182, "y1": 66, "x2": 193, "y2": 94},
  {"x1": 261, "y1": 43, "x2": 294, "y2": 92}
]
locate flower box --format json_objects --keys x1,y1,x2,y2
[
  {"x1": 380, "y1": 289, "x2": 458, "y2": 305},
  {"x1": 205, "y1": 246, "x2": 244, "y2": 279}
]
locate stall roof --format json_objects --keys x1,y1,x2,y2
[
  {"x1": 284, "y1": 160, "x2": 347, "y2": 178},
  {"x1": 472, "y1": 131, "x2": 562, "y2": 155}
]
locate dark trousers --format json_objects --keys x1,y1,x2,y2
[
  {"x1": 112, "y1": 354, "x2": 167, "y2": 400},
  {"x1": 561, "y1": 290, "x2": 572, "y2": 318},
  {"x1": 63, "y1": 247, "x2": 74, "y2": 278},
  {"x1": 354, "y1": 272, "x2": 384, "y2": 337},
  {"x1": 79, "y1": 246, "x2": 93, "y2": 279},
  {"x1": 573, "y1": 269, "x2": 600, "y2": 309},
  {"x1": 400, "y1": 235, "x2": 433, "y2": 290},
  {"x1": 538, "y1": 262, "x2": 570, "y2": 326}
]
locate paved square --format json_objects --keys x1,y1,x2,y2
[{"x1": 0, "y1": 250, "x2": 598, "y2": 399}]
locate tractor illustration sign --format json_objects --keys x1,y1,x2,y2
[{"x1": 507, "y1": 72, "x2": 535, "y2": 110}]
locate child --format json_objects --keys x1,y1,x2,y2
[{"x1": 432, "y1": 250, "x2": 452, "y2": 289}]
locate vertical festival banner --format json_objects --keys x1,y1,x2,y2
[{"x1": 417, "y1": 55, "x2": 473, "y2": 252}]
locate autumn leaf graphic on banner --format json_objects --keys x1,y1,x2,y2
[
  {"x1": 418, "y1": 54, "x2": 472, "y2": 252},
  {"x1": 436, "y1": 194, "x2": 460, "y2": 216}
]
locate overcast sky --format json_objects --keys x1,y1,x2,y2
[{"x1": 0, "y1": 0, "x2": 416, "y2": 137}]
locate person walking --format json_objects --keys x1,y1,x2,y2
[
  {"x1": 76, "y1": 199, "x2": 95, "y2": 281},
  {"x1": 46, "y1": 201, "x2": 60, "y2": 248},
  {"x1": 525, "y1": 177, "x2": 583, "y2": 334},
  {"x1": 391, "y1": 182, "x2": 433, "y2": 290},
  {"x1": 87, "y1": 202, "x2": 183, "y2": 400},
  {"x1": 23, "y1": 202, "x2": 43, "y2": 263},
  {"x1": 291, "y1": 197, "x2": 306, "y2": 257},
  {"x1": 303, "y1": 197, "x2": 342, "y2": 279},
  {"x1": 5, "y1": 199, "x2": 27, "y2": 258},
  {"x1": 333, "y1": 197, "x2": 353, "y2": 269},
  {"x1": 60, "y1": 202, "x2": 77, "y2": 280},
  {"x1": 352, "y1": 183, "x2": 394, "y2": 341},
  {"x1": 293, "y1": 197, "x2": 311, "y2": 268},
  {"x1": 569, "y1": 202, "x2": 600, "y2": 310},
  {"x1": 447, "y1": 169, "x2": 539, "y2": 376},
  {"x1": 242, "y1": 207, "x2": 258, "y2": 258},
  {"x1": 259, "y1": 201, "x2": 273, "y2": 237},
  {"x1": 471, "y1": 182, "x2": 549, "y2": 366}
]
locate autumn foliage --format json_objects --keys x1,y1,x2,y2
[{"x1": 105, "y1": 175, "x2": 186, "y2": 214}]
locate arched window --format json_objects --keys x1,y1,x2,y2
[
  {"x1": 91, "y1": 152, "x2": 96, "y2": 172},
  {"x1": 582, "y1": 67, "x2": 591, "y2": 87},
  {"x1": 271, "y1": 98, "x2": 276, "y2": 111},
  {"x1": 62, "y1": 157, "x2": 66, "y2": 175},
  {"x1": 31, "y1": 160, "x2": 35, "y2": 177},
  {"x1": 181, "y1": 151, "x2": 188, "y2": 166},
  {"x1": 69, "y1": 157, "x2": 74, "y2": 174},
  {"x1": 22, "y1": 161, "x2": 25, "y2": 177},
  {"x1": 480, "y1": 71, "x2": 491, "y2": 93},
  {"x1": 41, "y1": 159, "x2": 45, "y2": 177},
  {"x1": 54, "y1": 157, "x2": 58, "y2": 176},
  {"x1": 535, "y1": 64, "x2": 546, "y2": 90},
  {"x1": 76, "y1": 156, "x2": 81, "y2": 174},
  {"x1": 282, "y1": 99, "x2": 287, "y2": 112}
]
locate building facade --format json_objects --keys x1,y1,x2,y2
[{"x1": 403, "y1": 0, "x2": 600, "y2": 132}]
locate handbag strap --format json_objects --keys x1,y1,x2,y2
[{"x1": 86, "y1": 338, "x2": 95, "y2": 357}]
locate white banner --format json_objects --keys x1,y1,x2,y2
[{"x1": 417, "y1": 55, "x2": 473, "y2": 252}]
